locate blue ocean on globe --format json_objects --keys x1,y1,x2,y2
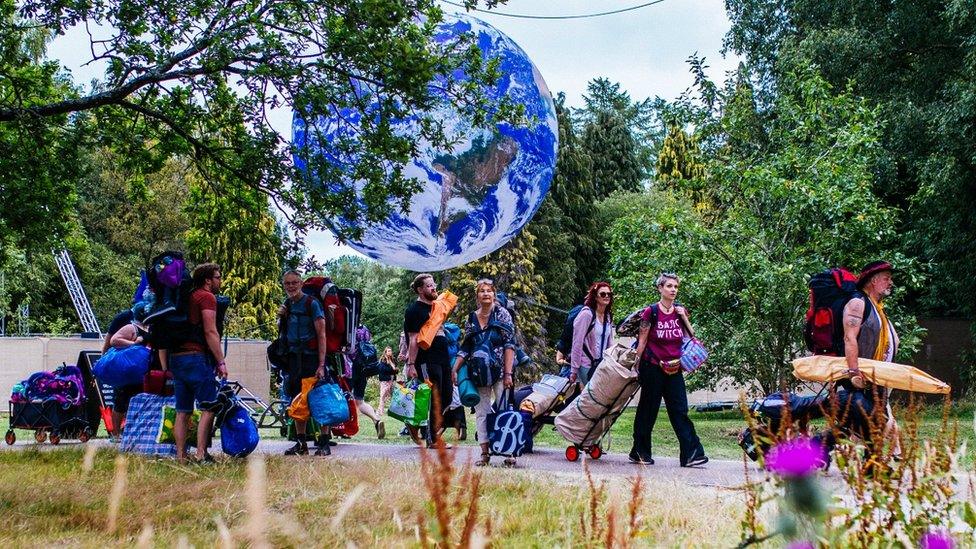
[{"x1": 292, "y1": 13, "x2": 559, "y2": 271}]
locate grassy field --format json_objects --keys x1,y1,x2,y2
[
  {"x1": 0, "y1": 447, "x2": 750, "y2": 547},
  {"x1": 1, "y1": 384, "x2": 967, "y2": 546}
]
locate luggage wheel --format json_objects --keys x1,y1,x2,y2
[
  {"x1": 588, "y1": 446, "x2": 603, "y2": 460},
  {"x1": 78, "y1": 428, "x2": 92, "y2": 443},
  {"x1": 565, "y1": 445, "x2": 580, "y2": 462},
  {"x1": 49, "y1": 432, "x2": 61, "y2": 445},
  {"x1": 34, "y1": 430, "x2": 47, "y2": 444},
  {"x1": 4, "y1": 430, "x2": 15, "y2": 445}
]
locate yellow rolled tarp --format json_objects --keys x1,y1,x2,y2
[{"x1": 792, "y1": 355, "x2": 950, "y2": 395}]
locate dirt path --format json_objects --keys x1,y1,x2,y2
[
  {"x1": 258, "y1": 439, "x2": 758, "y2": 488},
  {"x1": 4, "y1": 437, "x2": 758, "y2": 489}
]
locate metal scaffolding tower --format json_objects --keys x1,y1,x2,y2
[{"x1": 53, "y1": 249, "x2": 101, "y2": 336}]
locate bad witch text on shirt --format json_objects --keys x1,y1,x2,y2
[{"x1": 656, "y1": 318, "x2": 684, "y2": 340}]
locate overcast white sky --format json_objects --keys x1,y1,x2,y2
[{"x1": 46, "y1": 0, "x2": 739, "y2": 264}]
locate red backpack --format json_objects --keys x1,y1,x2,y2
[
  {"x1": 302, "y1": 276, "x2": 348, "y2": 353},
  {"x1": 803, "y1": 268, "x2": 868, "y2": 356}
]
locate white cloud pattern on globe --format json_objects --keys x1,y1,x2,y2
[{"x1": 292, "y1": 13, "x2": 559, "y2": 271}]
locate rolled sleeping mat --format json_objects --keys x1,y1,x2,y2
[{"x1": 457, "y1": 364, "x2": 481, "y2": 407}]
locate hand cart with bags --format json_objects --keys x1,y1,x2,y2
[
  {"x1": 554, "y1": 339, "x2": 640, "y2": 461},
  {"x1": 6, "y1": 363, "x2": 95, "y2": 445}
]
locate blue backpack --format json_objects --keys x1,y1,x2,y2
[
  {"x1": 220, "y1": 405, "x2": 260, "y2": 457},
  {"x1": 355, "y1": 339, "x2": 380, "y2": 376},
  {"x1": 463, "y1": 312, "x2": 514, "y2": 387},
  {"x1": 555, "y1": 304, "x2": 586, "y2": 354}
]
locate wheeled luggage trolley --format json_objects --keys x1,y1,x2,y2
[
  {"x1": 5, "y1": 359, "x2": 99, "y2": 445},
  {"x1": 5, "y1": 400, "x2": 93, "y2": 445},
  {"x1": 560, "y1": 377, "x2": 640, "y2": 462}
]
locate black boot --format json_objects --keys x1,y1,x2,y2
[{"x1": 284, "y1": 441, "x2": 308, "y2": 455}]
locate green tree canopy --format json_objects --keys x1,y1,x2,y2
[
  {"x1": 321, "y1": 256, "x2": 413, "y2": 353},
  {"x1": 605, "y1": 68, "x2": 922, "y2": 394},
  {"x1": 1, "y1": 0, "x2": 518, "y2": 250},
  {"x1": 548, "y1": 94, "x2": 602, "y2": 299},
  {"x1": 724, "y1": 0, "x2": 976, "y2": 321}
]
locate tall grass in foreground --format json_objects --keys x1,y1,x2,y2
[
  {"x1": 0, "y1": 445, "x2": 745, "y2": 547},
  {"x1": 739, "y1": 392, "x2": 974, "y2": 547}
]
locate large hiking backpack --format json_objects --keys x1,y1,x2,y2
[
  {"x1": 495, "y1": 292, "x2": 517, "y2": 325},
  {"x1": 144, "y1": 252, "x2": 229, "y2": 350},
  {"x1": 301, "y1": 277, "x2": 361, "y2": 350},
  {"x1": 617, "y1": 303, "x2": 653, "y2": 337},
  {"x1": 143, "y1": 252, "x2": 199, "y2": 350},
  {"x1": 354, "y1": 338, "x2": 380, "y2": 375},
  {"x1": 804, "y1": 268, "x2": 867, "y2": 356},
  {"x1": 492, "y1": 292, "x2": 532, "y2": 369},
  {"x1": 555, "y1": 304, "x2": 585, "y2": 355}
]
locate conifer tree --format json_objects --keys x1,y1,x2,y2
[
  {"x1": 582, "y1": 110, "x2": 644, "y2": 195},
  {"x1": 525, "y1": 196, "x2": 576, "y2": 341},
  {"x1": 185, "y1": 175, "x2": 286, "y2": 339},
  {"x1": 655, "y1": 124, "x2": 710, "y2": 211},
  {"x1": 446, "y1": 227, "x2": 549, "y2": 375},
  {"x1": 549, "y1": 94, "x2": 604, "y2": 300}
]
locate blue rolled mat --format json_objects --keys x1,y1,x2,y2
[{"x1": 457, "y1": 364, "x2": 481, "y2": 407}]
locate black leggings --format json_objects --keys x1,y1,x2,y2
[
  {"x1": 632, "y1": 360, "x2": 704, "y2": 464},
  {"x1": 421, "y1": 361, "x2": 452, "y2": 443}
]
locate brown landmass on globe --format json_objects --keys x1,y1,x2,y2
[{"x1": 432, "y1": 133, "x2": 518, "y2": 235}]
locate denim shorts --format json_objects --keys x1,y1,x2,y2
[{"x1": 169, "y1": 353, "x2": 219, "y2": 413}]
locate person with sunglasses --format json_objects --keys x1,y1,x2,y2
[
  {"x1": 629, "y1": 272, "x2": 707, "y2": 467},
  {"x1": 569, "y1": 282, "x2": 616, "y2": 385}
]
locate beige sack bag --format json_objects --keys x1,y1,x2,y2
[{"x1": 554, "y1": 338, "x2": 639, "y2": 447}]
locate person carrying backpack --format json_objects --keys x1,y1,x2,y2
[
  {"x1": 101, "y1": 304, "x2": 153, "y2": 441},
  {"x1": 451, "y1": 278, "x2": 516, "y2": 467},
  {"x1": 839, "y1": 261, "x2": 901, "y2": 454},
  {"x1": 348, "y1": 324, "x2": 386, "y2": 439},
  {"x1": 168, "y1": 263, "x2": 229, "y2": 464},
  {"x1": 629, "y1": 272, "x2": 707, "y2": 467},
  {"x1": 278, "y1": 270, "x2": 332, "y2": 456},
  {"x1": 403, "y1": 273, "x2": 455, "y2": 449},
  {"x1": 569, "y1": 283, "x2": 615, "y2": 385}
]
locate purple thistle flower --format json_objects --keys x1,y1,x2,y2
[
  {"x1": 920, "y1": 531, "x2": 954, "y2": 549},
  {"x1": 765, "y1": 438, "x2": 825, "y2": 477}
]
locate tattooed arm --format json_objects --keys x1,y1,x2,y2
[{"x1": 842, "y1": 298, "x2": 865, "y2": 389}]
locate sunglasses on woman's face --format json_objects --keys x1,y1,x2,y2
[{"x1": 598, "y1": 291, "x2": 612, "y2": 298}]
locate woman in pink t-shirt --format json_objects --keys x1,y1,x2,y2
[{"x1": 628, "y1": 272, "x2": 707, "y2": 467}]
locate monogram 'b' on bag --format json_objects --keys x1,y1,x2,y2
[{"x1": 487, "y1": 387, "x2": 530, "y2": 458}]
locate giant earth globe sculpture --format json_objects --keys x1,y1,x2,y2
[{"x1": 292, "y1": 13, "x2": 558, "y2": 271}]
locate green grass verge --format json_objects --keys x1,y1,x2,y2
[{"x1": 0, "y1": 447, "x2": 748, "y2": 547}]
